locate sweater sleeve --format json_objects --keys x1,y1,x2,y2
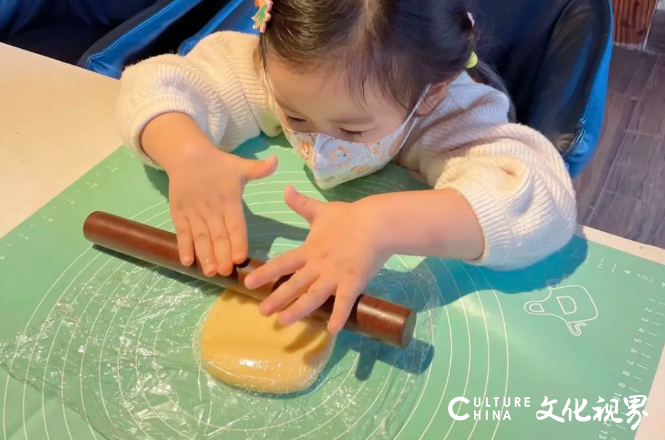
[
  {"x1": 116, "y1": 31, "x2": 281, "y2": 166},
  {"x1": 399, "y1": 75, "x2": 577, "y2": 270}
]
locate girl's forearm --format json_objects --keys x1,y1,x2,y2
[
  {"x1": 361, "y1": 189, "x2": 485, "y2": 261},
  {"x1": 140, "y1": 112, "x2": 221, "y2": 172}
]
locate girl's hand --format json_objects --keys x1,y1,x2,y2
[
  {"x1": 140, "y1": 112, "x2": 280, "y2": 277},
  {"x1": 168, "y1": 149, "x2": 277, "y2": 276},
  {"x1": 244, "y1": 186, "x2": 390, "y2": 333}
]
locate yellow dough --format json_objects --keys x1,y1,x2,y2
[{"x1": 200, "y1": 291, "x2": 336, "y2": 394}]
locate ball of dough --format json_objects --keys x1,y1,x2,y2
[{"x1": 200, "y1": 291, "x2": 336, "y2": 394}]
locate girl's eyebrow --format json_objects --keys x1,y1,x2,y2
[
  {"x1": 276, "y1": 97, "x2": 374, "y2": 125},
  {"x1": 275, "y1": 99, "x2": 301, "y2": 115},
  {"x1": 329, "y1": 115, "x2": 374, "y2": 124}
]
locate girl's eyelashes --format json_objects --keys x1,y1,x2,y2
[
  {"x1": 286, "y1": 115, "x2": 306, "y2": 123},
  {"x1": 284, "y1": 114, "x2": 364, "y2": 139},
  {"x1": 340, "y1": 129, "x2": 364, "y2": 139}
]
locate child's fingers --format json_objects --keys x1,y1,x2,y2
[
  {"x1": 172, "y1": 215, "x2": 194, "y2": 266},
  {"x1": 259, "y1": 268, "x2": 317, "y2": 316},
  {"x1": 284, "y1": 185, "x2": 320, "y2": 224},
  {"x1": 243, "y1": 156, "x2": 278, "y2": 181},
  {"x1": 224, "y1": 205, "x2": 248, "y2": 265},
  {"x1": 327, "y1": 281, "x2": 363, "y2": 334},
  {"x1": 245, "y1": 250, "x2": 306, "y2": 290},
  {"x1": 207, "y1": 216, "x2": 232, "y2": 276},
  {"x1": 278, "y1": 277, "x2": 337, "y2": 327},
  {"x1": 189, "y1": 216, "x2": 217, "y2": 276}
]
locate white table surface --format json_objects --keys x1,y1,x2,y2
[{"x1": 0, "y1": 42, "x2": 663, "y2": 438}]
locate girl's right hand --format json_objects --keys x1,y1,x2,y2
[
  {"x1": 140, "y1": 112, "x2": 278, "y2": 278},
  {"x1": 167, "y1": 150, "x2": 278, "y2": 277}
]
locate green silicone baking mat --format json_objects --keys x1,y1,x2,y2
[{"x1": 1, "y1": 136, "x2": 663, "y2": 440}]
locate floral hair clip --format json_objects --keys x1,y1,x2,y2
[{"x1": 253, "y1": 0, "x2": 274, "y2": 34}]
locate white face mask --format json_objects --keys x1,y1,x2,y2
[{"x1": 281, "y1": 87, "x2": 429, "y2": 189}]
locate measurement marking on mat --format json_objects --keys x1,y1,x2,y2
[
  {"x1": 637, "y1": 364, "x2": 647, "y2": 370},
  {"x1": 612, "y1": 263, "x2": 617, "y2": 273},
  {"x1": 640, "y1": 353, "x2": 650, "y2": 358},
  {"x1": 629, "y1": 387, "x2": 639, "y2": 392},
  {"x1": 659, "y1": 302, "x2": 665, "y2": 306},
  {"x1": 648, "y1": 332, "x2": 658, "y2": 336},
  {"x1": 655, "y1": 311, "x2": 664, "y2": 316},
  {"x1": 645, "y1": 342, "x2": 655, "y2": 347},
  {"x1": 616, "y1": 424, "x2": 626, "y2": 430},
  {"x1": 634, "y1": 376, "x2": 643, "y2": 381},
  {"x1": 652, "y1": 322, "x2": 662, "y2": 326},
  {"x1": 638, "y1": 274, "x2": 654, "y2": 282}
]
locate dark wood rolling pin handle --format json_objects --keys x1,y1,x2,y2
[{"x1": 83, "y1": 211, "x2": 416, "y2": 348}]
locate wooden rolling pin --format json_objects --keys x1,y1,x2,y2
[{"x1": 83, "y1": 211, "x2": 416, "y2": 347}]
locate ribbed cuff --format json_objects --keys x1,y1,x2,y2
[{"x1": 125, "y1": 95, "x2": 199, "y2": 168}]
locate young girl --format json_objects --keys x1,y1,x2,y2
[{"x1": 117, "y1": 0, "x2": 576, "y2": 335}]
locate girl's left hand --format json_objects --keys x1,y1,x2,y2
[{"x1": 244, "y1": 185, "x2": 389, "y2": 334}]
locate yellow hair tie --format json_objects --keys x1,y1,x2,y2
[{"x1": 466, "y1": 52, "x2": 478, "y2": 69}]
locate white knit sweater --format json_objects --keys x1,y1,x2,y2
[{"x1": 117, "y1": 31, "x2": 577, "y2": 270}]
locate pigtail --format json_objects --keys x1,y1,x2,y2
[{"x1": 460, "y1": 7, "x2": 515, "y2": 121}]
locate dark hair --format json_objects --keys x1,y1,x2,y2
[{"x1": 258, "y1": 0, "x2": 512, "y2": 116}]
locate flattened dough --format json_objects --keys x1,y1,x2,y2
[{"x1": 200, "y1": 291, "x2": 336, "y2": 394}]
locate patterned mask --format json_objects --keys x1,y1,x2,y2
[{"x1": 281, "y1": 88, "x2": 429, "y2": 189}]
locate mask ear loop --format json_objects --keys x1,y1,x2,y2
[
  {"x1": 389, "y1": 84, "x2": 433, "y2": 160},
  {"x1": 409, "y1": 84, "x2": 432, "y2": 119}
]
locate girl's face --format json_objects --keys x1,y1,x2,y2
[{"x1": 266, "y1": 55, "x2": 411, "y2": 143}]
